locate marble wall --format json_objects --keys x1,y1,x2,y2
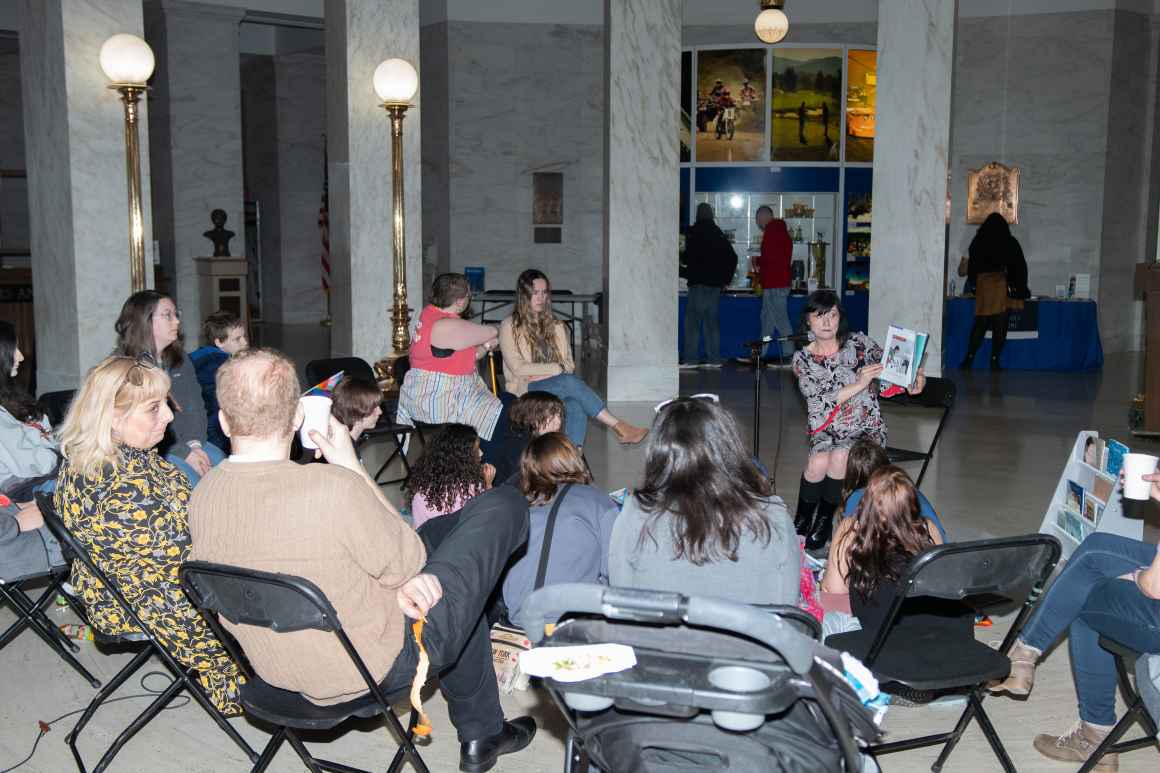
[
  {"x1": 240, "y1": 54, "x2": 281, "y2": 321},
  {"x1": 0, "y1": 36, "x2": 27, "y2": 253},
  {"x1": 419, "y1": 21, "x2": 450, "y2": 289}
]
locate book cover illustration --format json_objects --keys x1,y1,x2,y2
[
  {"x1": 879, "y1": 324, "x2": 928, "y2": 389},
  {"x1": 1082, "y1": 492, "x2": 1103, "y2": 525},
  {"x1": 1090, "y1": 474, "x2": 1114, "y2": 505},
  {"x1": 1065, "y1": 481, "x2": 1084, "y2": 513},
  {"x1": 1105, "y1": 440, "x2": 1129, "y2": 478}
]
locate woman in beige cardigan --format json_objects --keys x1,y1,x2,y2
[{"x1": 499, "y1": 270, "x2": 647, "y2": 448}]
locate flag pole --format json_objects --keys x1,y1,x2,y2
[{"x1": 319, "y1": 132, "x2": 333, "y2": 327}]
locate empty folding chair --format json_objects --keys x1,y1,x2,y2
[
  {"x1": 826, "y1": 534, "x2": 1061, "y2": 773},
  {"x1": 181, "y1": 560, "x2": 430, "y2": 773},
  {"x1": 36, "y1": 493, "x2": 257, "y2": 773},
  {"x1": 0, "y1": 565, "x2": 100, "y2": 688},
  {"x1": 882, "y1": 376, "x2": 955, "y2": 488}
]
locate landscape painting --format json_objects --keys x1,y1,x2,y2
[
  {"x1": 770, "y1": 48, "x2": 842, "y2": 162},
  {"x1": 696, "y1": 48, "x2": 767, "y2": 163},
  {"x1": 846, "y1": 49, "x2": 877, "y2": 162}
]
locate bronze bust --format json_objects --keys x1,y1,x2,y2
[{"x1": 203, "y1": 209, "x2": 236, "y2": 257}]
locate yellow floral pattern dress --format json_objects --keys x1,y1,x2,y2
[{"x1": 55, "y1": 445, "x2": 243, "y2": 715}]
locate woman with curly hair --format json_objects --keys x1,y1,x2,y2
[
  {"x1": 407, "y1": 424, "x2": 495, "y2": 529},
  {"x1": 499, "y1": 269, "x2": 646, "y2": 448}
]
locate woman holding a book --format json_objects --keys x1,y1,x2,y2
[{"x1": 791, "y1": 290, "x2": 925, "y2": 552}]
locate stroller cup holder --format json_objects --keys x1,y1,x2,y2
[{"x1": 708, "y1": 665, "x2": 773, "y2": 731}]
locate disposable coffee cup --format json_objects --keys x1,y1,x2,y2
[
  {"x1": 299, "y1": 395, "x2": 333, "y2": 450},
  {"x1": 1122, "y1": 453, "x2": 1159, "y2": 500}
]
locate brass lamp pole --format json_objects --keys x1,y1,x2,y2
[
  {"x1": 371, "y1": 58, "x2": 419, "y2": 394},
  {"x1": 100, "y1": 34, "x2": 155, "y2": 292}
]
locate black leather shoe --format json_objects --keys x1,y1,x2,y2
[{"x1": 460, "y1": 717, "x2": 537, "y2": 772}]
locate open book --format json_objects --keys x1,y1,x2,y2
[{"x1": 879, "y1": 325, "x2": 928, "y2": 389}]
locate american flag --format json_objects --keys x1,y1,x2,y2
[{"x1": 319, "y1": 135, "x2": 330, "y2": 291}]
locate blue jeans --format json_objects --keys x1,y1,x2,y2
[
  {"x1": 166, "y1": 441, "x2": 226, "y2": 487},
  {"x1": 761, "y1": 287, "x2": 793, "y2": 360},
  {"x1": 1020, "y1": 533, "x2": 1160, "y2": 725},
  {"x1": 683, "y1": 285, "x2": 722, "y2": 364},
  {"x1": 534, "y1": 373, "x2": 605, "y2": 448}
]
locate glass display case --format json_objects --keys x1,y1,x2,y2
[{"x1": 693, "y1": 191, "x2": 836, "y2": 289}]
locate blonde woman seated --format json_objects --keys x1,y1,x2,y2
[
  {"x1": 55, "y1": 356, "x2": 242, "y2": 715},
  {"x1": 499, "y1": 269, "x2": 646, "y2": 448}
]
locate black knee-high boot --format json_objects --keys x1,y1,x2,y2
[
  {"x1": 794, "y1": 476, "x2": 822, "y2": 536},
  {"x1": 806, "y1": 476, "x2": 844, "y2": 552},
  {"x1": 962, "y1": 316, "x2": 989, "y2": 368},
  {"x1": 990, "y1": 311, "x2": 1010, "y2": 369}
]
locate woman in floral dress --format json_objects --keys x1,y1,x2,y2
[{"x1": 791, "y1": 291, "x2": 925, "y2": 552}]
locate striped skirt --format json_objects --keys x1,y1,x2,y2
[{"x1": 396, "y1": 368, "x2": 502, "y2": 440}]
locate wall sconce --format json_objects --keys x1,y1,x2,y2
[
  {"x1": 755, "y1": 0, "x2": 789, "y2": 44},
  {"x1": 372, "y1": 57, "x2": 419, "y2": 393},
  {"x1": 100, "y1": 33, "x2": 155, "y2": 292}
]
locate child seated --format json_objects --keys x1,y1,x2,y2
[
  {"x1": 841, "y1": 439, "x2": 946, "y2": 539},
  {"x1": 491, "y1": 391, "x2": 565, "y2": 484},
  {"x1": 407, "y1": 424, "x2": 495, "y2": 528},
  {"x1": 188, "y1": 310, "x2": 248, "y2": 453}
]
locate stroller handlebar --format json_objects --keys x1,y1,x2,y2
[{"x1": 520, "y1": 584, "x2": 817, "y2": 675}]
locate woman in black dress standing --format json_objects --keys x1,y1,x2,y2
[{"x1": 961, "y1": 213, "x2": 1029, "y2": 370}]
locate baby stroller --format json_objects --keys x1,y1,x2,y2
[{"x1": 520, "y1": 584, "x2": 882, "y2": 772}]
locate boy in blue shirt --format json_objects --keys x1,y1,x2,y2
[{"x1": 189, "y1": 310, "x2": 248, "y2": 453}]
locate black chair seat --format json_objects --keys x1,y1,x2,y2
[
  {"x1": 828, "y1": 631, "x2": 1008, "y2": 690},
  {"x1": 885, "y1": 447, "x2": 927, "y2": 464},
  {"x1": 240, "y1": 675, "x2": 385, "y2": 731}
]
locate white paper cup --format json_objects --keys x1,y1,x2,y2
[
  {"x1": 1122, "y1": 453, "x2": 1159, "y2": 500},
  {"x1": 299, "y1": 395, "x2": 333, "y2": 450}
]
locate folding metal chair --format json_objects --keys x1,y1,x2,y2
[
  {"x1": 0, "y1": 565, "x2": 100, "y2": 687},
  {"x1": 1077, "y1": 637, "x2": 1160, "y2": 772},
  {"x1": 36, "y1": 493, "x2": 258, "y2": 773},
  {"x1": 181, "y1": 561, "x2": 430, "y2": 773},
  {"x1": 304, "y1": 356, "x2": 415, "y2": 488},
  {"x1": 826, "y1": 534, "x2": 1061, "y2": 773},
  {"x1": 882, "y1": 376, "x2": 955, "y2": 488}
]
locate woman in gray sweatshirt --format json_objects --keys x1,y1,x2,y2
[
  {"x1": 114, "y1": 291, "x2": 225, "y2": 485},
  {"x1": 609, "y1": 396, "x2": 800, "y2": 606}
]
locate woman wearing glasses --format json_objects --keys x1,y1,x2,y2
[
  {"x1": 498, "y1": 269, "x2": 647, "y2": 448},
  {"x1": 608, "y1": 395, "x2": 799, "y2": 605},
  {"x1": 54, "y1": 356, "x2": 242, "y2": 715},
  {"x1": 792, "y1": 290, "x2": 925, "y2": 552},
  {"x1": 114, "y1": 291, "x2": 224, "y2": 485}
]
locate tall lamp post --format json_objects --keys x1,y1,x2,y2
[
  {"x1": 99, "y1": 33, "x2": 155, "y2": 292},
  {"x1": 371, "y1": 58, "x2": 419, "y2": 393}
]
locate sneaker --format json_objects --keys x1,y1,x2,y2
[
  {"x1": 1032, "y1": 722, "x2": 1118, "y2": 771},
  {"x1": 734, "y1": 356, "x2": 760, "y2": 366},
  {"x1": 679, "y1": 362, "x2": 701, "y2": 370},
  {"x1": 699, "y1": 362, "x2": 723, "y2": 369}
]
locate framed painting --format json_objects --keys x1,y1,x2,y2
[
  {"x1": 966, "y1": 162, "x2": 1020, "y2": 224},
  {"x1": 771, "y1": 48, "x2": 842, "y2": 162},
  {"x1": 695, "y1": 48, "x2": 767, "y2": 163},
  {"x1": 845, "y1": 49, "x2": 877, "y2": 163}
]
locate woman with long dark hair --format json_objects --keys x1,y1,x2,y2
[
  {"x1": 791, "y1": 290, "x2": 925, "y2": 552},
  {"x1": 0, "y1": 321, "x2": 58, "y2": 500},
  {"x1": 961, "y1": 213, "x2": 1028, "y2": 370},
  {"x1": 499, "y1": 269, "x2": 646, "y2": 447},
  {"x1": 114, "y1": 291, "x2": 223, "y2": 484},
  {"x1": 841, "y1": 439, "x2": 945, "y2": 538},
  {"x1": 608, "y1": 396, "x2": 798, "y2": 604}
]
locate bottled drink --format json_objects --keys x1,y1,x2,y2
[{"x1": 60, "y1": 623, "x2": 94, "y2": 641}]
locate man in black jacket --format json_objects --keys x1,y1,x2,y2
[{"x1": 681, "y1": 203, "x2": 738, "y2": 368}]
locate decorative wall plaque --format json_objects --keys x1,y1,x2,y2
[{"x1": 966, "y1": 162, "x2": 1020, "y2": 224}]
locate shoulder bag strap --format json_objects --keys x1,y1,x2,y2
[{"x1": 533, "y1": 483, "x2": 573, "y2": 591}]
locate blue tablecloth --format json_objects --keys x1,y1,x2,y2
[
  {"x1": 678, "y1": 291, "x2": 870, "y2": 361},
  {"x1": 944, "y1": 297, "x2": 1103, "y2": 371}
]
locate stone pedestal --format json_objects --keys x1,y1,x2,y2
[
  {"x1": 19, "y1": 0, "x2": 154, "y2": 391},
  {"x1": 325, "y1": 0, "x2": 422, "y2": 362},
  {"x1": 868, "y1": 0, "x2": 956, "y2": 377},
  {"x1": 603, "y1": 0, "x2": 681, "y2": 401},
  {"x1": 145, "y1": 0, "x2": 245, "y2": 338},
  {"x1": 194, "y1": 256, "x2": 249, "y2": 331}
]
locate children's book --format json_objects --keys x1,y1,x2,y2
[
  {"x1": 879, "y1": 324, "x2": 929, "y2": 389},
  {"x1": 1105, "y1": 440, "x2": 1129, "y2": 478}
]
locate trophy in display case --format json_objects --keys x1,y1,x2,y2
[{"x1": 809, "y1": 239, "x2": 829, "y2": 288}]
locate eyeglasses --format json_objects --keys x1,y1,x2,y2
[
  {"x1": 152, "y1": 308, "x2": 181, "y2": 322},
  {"x1": 653, "y1": 392, "x2": 720, "y2": 414}
]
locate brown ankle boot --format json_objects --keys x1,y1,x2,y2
[
  {"x1": 1032, "y1": 721, "x2": 1118, "y2": 771},
  {"x1": 612, "y1": 421, "x2": 648, "y2": 445},
  {"x1": 989, "y1": 640, "x2": 1040, "y2": 697}
]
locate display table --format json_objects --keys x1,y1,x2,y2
[
  {"x1": 678, "y1": 291, "x2": 869, "y2": 361},
  {"x1": 944, "y1": 297, "x2": 1103, "y2": 371}
]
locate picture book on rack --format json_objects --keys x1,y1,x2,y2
[
  {"x1": 1105, "y1": 440, "x2": 1129, "y2": 478},
  {"x1": 879, "y1": 324, "x2": 928, "y2": 389}
]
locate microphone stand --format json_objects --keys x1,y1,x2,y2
[{"x1": 747, "y1": 339, "x2": 764, "y2": 459}]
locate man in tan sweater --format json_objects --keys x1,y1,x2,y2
[{"x1": 188, "y1": 348, "x2": 535, "y2": 772}]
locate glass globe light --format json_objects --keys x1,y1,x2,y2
[
  {"x1": 373, "y1": 58, "x2": 419, "y2": 104},
  {"x1": 754, "y1": 8, "x2": 789, "y2": 44},
  {"x1": 99, "y1": 34, "x2": 155, "y2": 86}
]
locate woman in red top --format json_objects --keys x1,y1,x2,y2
[{"x1": 397, "y1": 273, "x2": 506, "y2": 451}]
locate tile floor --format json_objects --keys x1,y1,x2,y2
[{"x1": 2, "y1": 342, "x2": 1158, "y2": 772}]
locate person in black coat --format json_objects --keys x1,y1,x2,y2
[
  {"x1": 961, "y1": 213, "x2": 1028, "y2": 370},
  {"x1": 681, "y1": 203, "x2": 738, "y2": 368}
]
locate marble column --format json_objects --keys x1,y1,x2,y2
[
  {"x1": 19, "y1": 0, "x2": 154, "y2": 392},
  {"x1": 146, "y1": 0, "x2": 245, "y2": 337},
  {"x1": 868, "y1": 0, "x2": 956, "y2": 376},
  {"x1": 325, "y1": 0, "x2": 422, "y2": 362},
  {"x1": 603, "y1": 0, "x2": 681, "y2": 401},
  {"x1": 272, "y1": 51, "x2": 327, "y2": 325}
]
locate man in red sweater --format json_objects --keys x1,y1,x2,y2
[{"x1": 743, "y1": 205, "x2": 794, "y2": 365}]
